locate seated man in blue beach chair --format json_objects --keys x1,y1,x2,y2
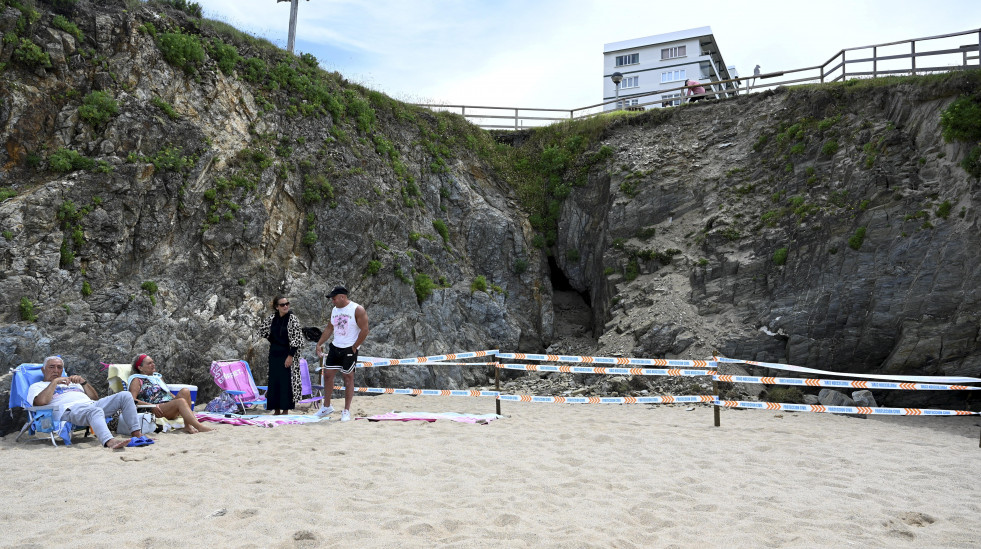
[{"x1": 28, "y1": 356, "x2": 152, "y2": 449}]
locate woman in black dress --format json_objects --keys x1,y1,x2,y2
[{"x1": 257, "y1": 295, "x2": 304, "y2": 415}]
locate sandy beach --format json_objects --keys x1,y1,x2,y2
[{"x1": 2, "y1": 395, "x2": 979, "y2": 548}]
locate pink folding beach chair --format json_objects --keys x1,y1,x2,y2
[
  {"x1": 209, "y1": 360, "x2": 266, "y2": 414},
  {"x1": 295, "y1": 358, "x2": 324, "y2": 409}
]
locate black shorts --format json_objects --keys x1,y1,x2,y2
[{"x1": 323, "y1": 343, "x2": 358, "y2": 374}]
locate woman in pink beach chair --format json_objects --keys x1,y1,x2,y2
[{"x1": 129, "y1": 354, "x2": 214, "y2": 433}]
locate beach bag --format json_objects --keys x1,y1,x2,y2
[
  {"x1": 138, "y1": 412, "x2": 158, "y2": 434},
  {"x1": 205, "y1": 392, "x2": 239, "y2": 414}
]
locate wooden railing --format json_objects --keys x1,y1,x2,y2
[{"x1": 415, "y1": 28, "x2": 981, "y2": 130}]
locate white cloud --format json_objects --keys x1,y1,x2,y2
[{"x1": 194, "y1": 0, "x2": 981, "y2": 110}]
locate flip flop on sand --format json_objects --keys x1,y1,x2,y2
[{"x1": 126, "y1": 436, "x2": 154, "y2": 447}]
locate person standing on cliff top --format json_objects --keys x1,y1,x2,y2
[{"x1": 315, "y1": 286, "x2": 369, "y2": 422}]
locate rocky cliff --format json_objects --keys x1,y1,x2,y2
[
  {"x1": 1, "y1": 0, "x2": 979, "y2": 434},
  {"x1": 0, "y1": 0, "x2": 552, "y2": 432}
]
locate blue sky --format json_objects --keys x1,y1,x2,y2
[{"x1": 195, "y1": 0, "x2": 981, "y2": 109}]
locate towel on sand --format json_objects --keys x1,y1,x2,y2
[
  {"x1": 195, "y1": 412, "x2": 327, "y2": 427},
  {"x1": 361, "y1": 411, "x2": 502, "y2": 424}
]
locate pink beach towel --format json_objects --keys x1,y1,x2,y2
[{"x1": 361, "y1": 411, "x2": 502, "y2": 424}]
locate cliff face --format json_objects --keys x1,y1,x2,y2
[
  {"x1": 554, "y1": 76, "x2": 981, "y2": 406},
  {"x1": 1, "y1": 1, "x2": 979, "y2": 431},
  {"x1": 0, "y1": 0, "x2": 551, "y2": 427}
]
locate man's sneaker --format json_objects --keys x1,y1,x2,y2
[
  {"x1": 340, "y1": 409, "x2": 351, "y2": 422},
  {"x1": 315, "y1": 405, "x2": 334, "y2": 418}
]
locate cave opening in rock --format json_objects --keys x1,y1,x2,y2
[{"x1": 547, "y1": 256, "x2": 596, "y2": 341}]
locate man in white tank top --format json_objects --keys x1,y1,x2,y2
[{"x1": 315, "y1": 286, "x2": 369, "y2": 422}]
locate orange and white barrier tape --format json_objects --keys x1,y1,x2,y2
[
  {"x1": 355, "y1": 350, "x2": 499, "y2": 368},
  {"x1": 335, "y1": 385, "x2": 499, "y2": 397},
  {"x1": 498, "y1": 363, "x2": 714, "y2": 377},
  {"x1": 497, "y1": 353, "x2": 716, "y2": 367},
  {"x1": 714, "y1": 356, "x2": 981, "y2": 384},
  {"x1": 357, "y1": 361, "x2": 498, "y2": 368},
  {"x1": 716, "y1": 399, "x2": 980, "y2": 416},
  {"x1": 713, "y1": 375, "x2": 980, "y2": 390},
  {"x1": 498, "y1": 394, "x2": 716, "y2": 404}
]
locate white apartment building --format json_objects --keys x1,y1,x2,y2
[{"x1": 603, "y1": 26, "x2": 740, "y2": 110}]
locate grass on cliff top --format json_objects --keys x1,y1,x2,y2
[{"x1": 787, "y1": 69, "x2": 981, "y2": 95}]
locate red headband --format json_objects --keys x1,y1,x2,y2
[{"x1": 134, "y1": 354, "x2": 148, "y2": 371}]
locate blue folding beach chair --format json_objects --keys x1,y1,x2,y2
[{"x1": 8, "y1": 363, "x2": 89, "y2": 446}]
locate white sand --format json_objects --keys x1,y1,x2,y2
[{"x1": 2, "y1": 396, "x2": 979, "y2": 548}]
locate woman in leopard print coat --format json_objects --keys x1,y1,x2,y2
[{"x1": 256, "y1": 295, "x2": 305, "y2": 414}]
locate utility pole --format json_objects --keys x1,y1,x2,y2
[{"x1": 275, "y1": 0, "x2": 307, "y2": 53}]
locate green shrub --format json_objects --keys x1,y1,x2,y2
[
  {"x1": 48, "y1": 148, "x2": 94, "y2": 172},
  {"x1": 13, "y1": 38, "x2": 51, "y2": 68},
  {"x1": 636, "y1": 227, "x2": 656, "y2": 239},
  {"x1": 821, "y1": 139, "x2": 838, "y2": 156},
  {"x1": 138, "y1": 22, "x2": 157, "y2": 38},
  {"x1": 0, "y1": 187, "x2": 16, "y2": 200},
  {"x1": 817, "y1": 114, "x2": 841, "y2": 132},
  {"x1": 344, "y1": 92, "x2": 376, "y2": 133},
  {"x1": 761, "y1": 210, "x2": 783, "y2": 227},
  {"x1": 302, "y1": 174, "x2": 334, "y2": 204},
  {"x1": 242, "y1": 57, "x2": 266, "y2": 83},
  {"x1": 366, "y1": 260, "x2": 381, "y2": 276},
  {"x1": 302, "y1": 229, "x2": 317, "y2": 246},
  {"x1": 2, "y1": 230, "x2": 12, "y2": 240},
  {"x1": 158, "y1": 32, "x2": 205, "y2": 74},
  {"x1": 936, "y1": 200, "x2": 952, "y2": 220},
  {"x1": 149, "y1": 146, "x2": 191, "y2": 171},
  {"x1": 19, "y1": 297, "x2": 37, "y2": 322},
  {"x1": 624, "y1": 258, "x2": 639, "y2": 281},
  {"x1": 940, "y1": 96, "x2": 981, "y2": 143},
  {"x1": 432, "y1": 219, "x2": 449, "y2": 242},
  {"x1": 81, "y1": 280, "x2": 92, "y2": 297},
  {"x1": 513, "y1": 258, "x2": 528, "y2": 274},
  {"x1": 208, "y1": 38, "x2": 240, "y2": 75},
  {"x1": 151, "y1": 96, "x2": 179, "y2": 119},
  {"x1": 52, "y1": 15, "x2": 83, "y2": 41},
  {"x1": 471, "y1": 275, "x2": 487, "y2": 293},
  {"x1": 772, "y1": 247, "x2": 788, "y2": 266},
  {"x1": 78, "y1": 91, "x2": 118, "y2": 127},
  {"x1": 848, "y1": 227, "x2": 867, "y2": 250},
  {"x1": 566, "y1": 249, "x2": 580, "y2": 261},
  {"x1": 413, "y1": 273, "x2": 435, "y2": 303},
  {"x1": 141, "y1": 281, "x2": 158, "y2": 294}
]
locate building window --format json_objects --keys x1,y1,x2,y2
[
  {"x1": 660, "y1": 69, "x2": 686, "y2": 83},
  {"x1": 660, "y1": 93, "x2": 681, "y2": 107},
  {"x1": 619, "y1": 76, "x2": 639, "y2": 89},
  {"x1": 616, "y1": 99, "x2": 640, "y2": 109},
  {"x1": 615, "y1": 53, "x2": 639, "y2": 66},
  {"x1": 661, "y1": 46, "x2": 686, "y2": 60}
]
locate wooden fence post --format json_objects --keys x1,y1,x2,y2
[
  {"x1": 712, "y1": 379, "x2": 721, "y2": 427},
  {"x1": 911, "y1": 40, "x2": 916, "y2": 75},
  {"x1": 495, "y1": 363, "x2": 501, "y2": 415}
]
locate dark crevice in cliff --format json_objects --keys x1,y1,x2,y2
[{"x1": 548, "y1": 255, "x2": 596, "y2": 342}]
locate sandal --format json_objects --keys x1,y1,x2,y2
[{"x1": 126, "y1": 436, "x2": 155, "y2": 447}]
